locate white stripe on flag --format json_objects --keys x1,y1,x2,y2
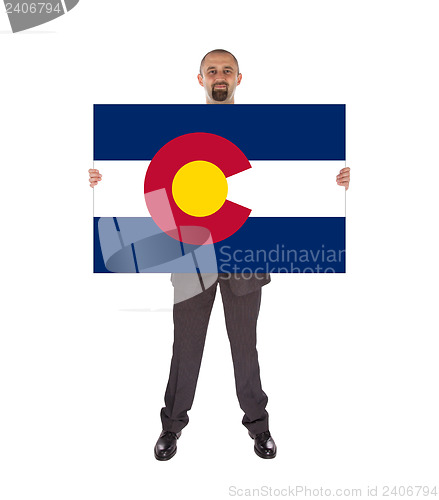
[
  {"x1": 93, "y1": 160, "x2": 345, "y2": 218},
  {"x1": 227, "y1": 161, "x2": 345, "y2": 217}
]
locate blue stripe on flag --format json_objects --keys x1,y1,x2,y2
[
  {"x1": 93, "y1": 217, "x2": 345, "y2": 273},
  {"x1": 93, "y1": 104, "x2": 345, "y2": 161}
]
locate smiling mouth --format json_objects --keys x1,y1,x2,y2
[{"x1": 214, "y1": 85, "x2": 227, "y2": 89}]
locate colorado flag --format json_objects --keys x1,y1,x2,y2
[{"x1": 93, "y1": 104, "x2": 346, "y2": 274}]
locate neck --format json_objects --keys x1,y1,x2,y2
[{"x1": 206, "y1": 96, "x2": 235, "y2": 104}]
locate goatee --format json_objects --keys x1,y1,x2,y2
[{"x1": 212, "y1": 88, "x2": 228, "y2": 102}]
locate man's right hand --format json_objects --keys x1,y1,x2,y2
[{"x1": 89, "y1": 169, "x2": 102, "y2": 188}]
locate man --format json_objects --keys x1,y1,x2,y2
[{"x1": 89, "y1": 49, "x2": 350, "y2": 461}]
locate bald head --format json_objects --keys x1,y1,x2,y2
[{"x1": 199, "y1": 49, "x2": 240, "y2": 77}]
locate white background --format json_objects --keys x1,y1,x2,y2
[{"x1": 1, "y1": 1, "x2": 438, "y2": 499}]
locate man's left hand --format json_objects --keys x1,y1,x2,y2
[{"x1": 336, "y1": 167, "x2": 350, "y2": 190}]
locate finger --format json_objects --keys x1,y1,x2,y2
[
  {"x1": 88, "y1": 169, "x2": 100, "y2": 173},
  {"x1": 336, "y1": 178, "x2": 349, "y2": 184},
  {"x1": 89, "y1": 174, "x2": 102, "y2": 180},
  {"x1": 337, "y1": 173, "x2": 350, "y2": 180},
  {"x1": 337, "y1": 181, "x2": 349, "y2": 188},
  {"x1": 339, "y1": 167, "x2": 350, "y2": 173}
]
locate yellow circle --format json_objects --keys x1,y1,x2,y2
[{"x1": 172, "y1": 161, "x2": 228, "y2": 217}]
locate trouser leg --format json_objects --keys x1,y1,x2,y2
[
  {"x1": 219, "y1": 278, "x2": 269, "y2": 435},
  {"x1": 160, "y1": 281, "x2": 217, "y2": 433}
]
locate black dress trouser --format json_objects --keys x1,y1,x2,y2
[{"x1": 160, "y1": 275, "x2": 269, "y2": 435}]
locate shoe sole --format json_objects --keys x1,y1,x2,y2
[
  {"x1": 154, "y1": 447, "x2": 177, "y2": 461},
  {"x1": 254, "y1": 445, "x2": 276, "y2": 459}
]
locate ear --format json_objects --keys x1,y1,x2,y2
[
  {"x1": 197, "y1": 74, "x2": 204, "y2": 87},
  {"x1": 237, "y1": 73, "x2": 242, "y2": 86}
]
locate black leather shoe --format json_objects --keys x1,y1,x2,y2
[
  {"x1": 249, "y1": 430, "x2": 277, "y2": 459},
  {"x1": 154, "y1": 430, "x2": 182, "y2": 461}
]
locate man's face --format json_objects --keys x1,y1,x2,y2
[{"x1": 197, "y1": 53, "x2": 242, "y2": 104}]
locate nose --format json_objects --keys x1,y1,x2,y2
[{"x1": 215, "y1": 73, "x2": 228, "y2": 81}]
